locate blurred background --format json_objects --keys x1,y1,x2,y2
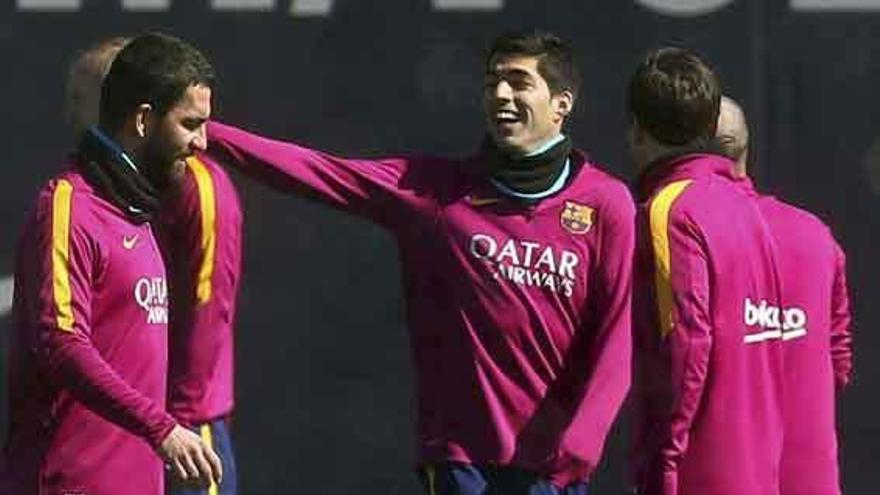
[{"x1": 1, "y1": 0, "x2": 878, "y2": 492}]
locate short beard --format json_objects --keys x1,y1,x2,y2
[{"x1": 139, "y1": 135, "x2": 184, "y2": 194}]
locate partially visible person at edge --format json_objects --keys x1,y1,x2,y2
[
  {"x1": 155, "y1": 51, "x2": 243, "y2": 495},
  {"x1": 0, "y1": 33, "x2": 222, "y2": 495},
  {"x1": 65, "y1": 36, "x2": 130, "y2": 141},
  {"x1": 65, "y1": 35, "x2": 244, "y2": 495},
  {"x1": 628, "y1": 47, "x2": 788, "y2": 495},
  {"x1": 717, "y1": 95, "x2": 853, "y2": 495},
  {"x1": 205, "y1": 30, "x2": 633, "y2": 494}
]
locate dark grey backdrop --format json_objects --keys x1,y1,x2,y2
[{"x1": 1, "y1": 1, "x2": 877, "y2": 493}]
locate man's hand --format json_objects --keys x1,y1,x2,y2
[{"x1": 158, "y1": 424, "x2": 223, "y2": 487}]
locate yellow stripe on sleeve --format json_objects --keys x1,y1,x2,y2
[
  {"x1": 52, "y1": 179, "x2": 75, "y2": 332},
  {"x1": 187, "y1": 157, "x2": 217, "y2": 305},
  {"x1": 649, "y1": 180, "x2": 693, "y2": 337},
  {"x1": 200, "y1": 423, "x2": 219, "y2": 495}
]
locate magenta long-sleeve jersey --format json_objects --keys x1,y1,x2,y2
[
  {"x1": 757, "y1": 193, "x2": 852, "y2": 495},
  {"x1": 2, "y1": 166, "x2": 176, "y2": 495},
  {"x1": 207, "y1": 121, "x2": 633, "y2": 486},
  {"x1": 156, "y1": 155, "x2": 243, "y2": 426},
  {"x1": 633, "y1": 154, "x2": 788, "y2": 495}
]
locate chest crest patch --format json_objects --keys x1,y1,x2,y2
[{"x1": 560, "y1": 201, "x2": 594, "y2": 235}]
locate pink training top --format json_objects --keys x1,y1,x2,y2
[
  {"x1": 2, "y1": 165, "x2": 175, "y2": 495},
  {"x1": 157, "y1": 154, "x2": 243, "y2": 426},
  {"x1": 207, "y1": 121, "x2": 634, "y2": 487},
  {"x1": 756, "y1": 192, "x2": 852, "y2": 495},
  {"x1": 633, "y1": 153, "x2": 788, "y2": 495}
]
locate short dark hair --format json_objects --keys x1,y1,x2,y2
[
  {"x1": 100, "y1": 32, "x2": 215, "y2": 133},
  {"x1": 627, "y1": 47, "x2": 721, "y2": 146},
  {"x1": 487, "y1": 30, "x2": 581, "y2": 97}
]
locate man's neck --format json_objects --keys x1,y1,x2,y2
[
  {"x1": 94, "y1": 126, "x2": 141, "y2": 172},
  {"x1": 499, "y1": 132, "x2": 565, "y2": 158},
  {"x1": 523, "y1": 133, "x2": 565, "y2": 157},
  {"x1": 636, "y1": 142, "x2": 673, "y2": 172}
]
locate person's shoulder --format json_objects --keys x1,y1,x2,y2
[
  {"x1": 185, "y1": 154, "x2": 239, "y2": 197},
  {"x1": 645, "y1": 176, "x2": 700, "y2": 214},
  {"x1": 760, "y1": 194, "x2": 833, "y2": 238},
  {"x1": 24, "y1": 168, "x2": 104, "y2": 246},
  {"x1": 572, "y1": 154, "x2": 634, "y2": 203},
  {"x1": 189, "y1": 153, "x2": 225, "y2": 176},
  {"x1": 184, "y1": 154, "x2": 226, "y2": 184},
  {"x1": 760, "y1": 194, "x2": 821, "y2": 222},
  {"x1": 32, "y1": 167, "x2": 95, "y2": 213}
]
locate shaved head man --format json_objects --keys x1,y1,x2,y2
[
  {"x1": 715, "y1": 95, "x2": 749, "y2": 176},
  {"x1": 65, "y1": 37, "x2": 130, "y2": 138},
  {"x1": 719, "y1": 95, "x2": 853, "y2": 495}
]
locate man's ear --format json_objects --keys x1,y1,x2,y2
[
  {"x1": 554, "y1": 90, "x2": 574, "y2": 122},
  {"x1": 132, "y1": 103, "x2": 154, "y2": 138}
]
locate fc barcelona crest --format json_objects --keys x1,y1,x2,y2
[{"x1": 560, "y1": 201, "x2": 594, "y2": 234}]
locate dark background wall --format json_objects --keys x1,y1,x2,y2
[{"x1": 0, "y1": 1, "x2": 877, "y2": 493}]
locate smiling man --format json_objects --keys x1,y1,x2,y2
[
  {"x1": 205, "y1": 30, "x2": 634, "y2": 494},
  {"x1": 1, "y1": 33, "x2": 221, "y2": 495}
]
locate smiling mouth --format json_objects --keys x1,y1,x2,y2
[
  {"x1": 492, "y1": 112, "x2": 523, "y2": 136},
  {"x1": 494, "y1": 109, "x2": 521, "y2": 126}
]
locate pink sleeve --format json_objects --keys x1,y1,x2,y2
[
  {"x1": 168, "y1": 160, "x2": 240, "y2": 342},
  {"x1": 31, "y1": 187, "x2": 176, "y2": 448},
  {"x1": 207, "y1": 121, "x2": 418, "y2": 226},
  {"x1": 169, "y1": 165, "x2": 206, "y2": 307},
  {"x1": 639, "y1": 209, "x2": 712, "y2": 495},
  {"x1": 830, "y1": 241, "x2": 853, "y2": 389},
  {"x1": 546, "y1": 187, "x2": 635, "y2": 486}
]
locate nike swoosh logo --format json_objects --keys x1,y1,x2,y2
[
  {"x1": 123, "y1": 234, "x2": 139, "y2": 250},
  {"x1": 467, "y1": 196, "x2": 502, "y2": 207}
]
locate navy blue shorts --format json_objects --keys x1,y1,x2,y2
[
  {"x1": 166, "y1": 418, "x2": 237, "y2": 495},
  {"x1": 419, "y1": 462, "x2": 588, "y2": 495}
]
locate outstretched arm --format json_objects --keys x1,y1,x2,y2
[{"x1": 207, "y1": 121, "x2": 422, "y2": 227}]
